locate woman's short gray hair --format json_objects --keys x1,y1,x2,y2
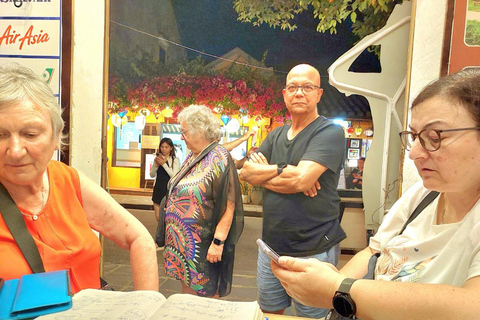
[
  {"x1": 0, "y1": 63, "x2": 65, "y2": 146},
  {"x1": 177, "y1": 105, "x2": 221, "y2": 141}
]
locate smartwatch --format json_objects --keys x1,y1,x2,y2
[
  {"x1": 213, "y1": 238, "x2": 225, "y2": 245},
  {"x1": 277, "y1": 162, "x2": 288, "y2": 175},
  {"x1": 332, "y1": 278, "x2": 357, "y2": 318}
]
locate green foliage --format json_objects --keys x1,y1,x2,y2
[
  {"x1": 233, "y1": 0, "x2": 408, "y2": 42},
  {"x1": 251, "y1": 185, "x2": 264, "y2": 191},
  {"x1": 466, "y1": 20, "x2": 480, "y2": 46},
  {"x1": 241, "y1": 181, "x2": 250, "y2": 195}
]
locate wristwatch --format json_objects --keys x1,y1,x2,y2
[
  {"x1": 213, "y1": 238, "x2": 225, "y2": 245},
  {"x1": 277, "y1": 162, "x2": 288, "y2": 175},
  {"x1": 332, "y1": 278, "x2": 357, "y2": 318}
]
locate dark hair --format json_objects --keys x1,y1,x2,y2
[
  {"x1": 412, "y1": 69, "x2": 480, "y2": 126},
  {"x1": 159, "y1": 138, "x2": 176, "y2": 159}
]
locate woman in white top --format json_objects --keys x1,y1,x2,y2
[
  {"x1": 271, "y1": 69, "x2": 480, "y2": 320},
  {"x1": 150, "y1": 138, "x2": 180, "y2": 221}
]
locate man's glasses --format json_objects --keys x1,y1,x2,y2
[
  {"x1": 284, "y1": 84, "x2": 320, "y2": 95},
  {"x1": 399, "y1": 127, "x2": 480, "y2": 152}
]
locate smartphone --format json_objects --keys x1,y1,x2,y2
[
  {"x1": 256, "y1": 238, "x2": 279, "y2": 264},
  {"x1": 156, "y1": 152, "x2": 160, "y2": 156}
]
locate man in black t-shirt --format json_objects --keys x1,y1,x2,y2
[{"x1": 240, "y1": 64, "x2": 346, "y2": 318}]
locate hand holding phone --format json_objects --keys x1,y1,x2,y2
[{"x1": 256, "y1": 238, "x2": 279, "y2": 264}]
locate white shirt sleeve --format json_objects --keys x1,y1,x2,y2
[
  {"x1": 150, "y1": 164, "x2": 159, "y2": 178},
  {"x1": 162, "y1": 157, "x2": 180, "y2": 178}
]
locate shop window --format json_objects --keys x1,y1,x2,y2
[{"x1": 112, "y1": 122, "x2": 142, "y2": 167}]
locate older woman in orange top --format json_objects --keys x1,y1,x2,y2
[{"x1": 0, "y1": 63, "x2": 158, "y2": 293}]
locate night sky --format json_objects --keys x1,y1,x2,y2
[{"x1": 171, "y1": 1, "x2": 373, "y2": 76}]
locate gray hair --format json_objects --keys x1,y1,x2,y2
[
  {"x1": 0, "y1": 63, "x2": 65, "y2": 146},
  {"x1": 177, "y1": 105, "x2": 221, "y2": 141}
]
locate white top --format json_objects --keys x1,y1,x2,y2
[
  {"x1": 149, "y1": 156, "x2": 180, "y2": 178},
  {"x1": 369, "y1": 181, "x2": 480, "y2": 286}
]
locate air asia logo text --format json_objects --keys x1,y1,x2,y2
[{"x1": 0, "y1": 25, "x2": 50, "y2": 50}]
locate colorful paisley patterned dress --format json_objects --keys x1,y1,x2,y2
[{"x1": 163, "y1": 144, "x2": 244, "y2": 297}]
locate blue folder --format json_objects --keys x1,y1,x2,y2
[{"x1": 0, "y1": 270, "x2": 72, "y2": 320}]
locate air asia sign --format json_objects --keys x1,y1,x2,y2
[
  {"x1": 0, "y1": 0, "x2": 61, "y2": 96},
  {"x1": 0, "y1": 25, "x2": 50, "y2": 50}
]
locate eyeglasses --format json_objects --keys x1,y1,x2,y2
[
  {"x1": 399, "y1": 127, "x2": 480, "y2": 152},
  {"x1": 284, "y1": 84, "x2": 320, "y2": 95},
  {"x1": 180, "y1": 129, "x2": 190, "y2": 137}
]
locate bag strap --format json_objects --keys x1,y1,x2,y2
[
  {"x1": 0, "y1": 184, "x2": 46, "y2": 273},
  {"x1": 398, "y1": 191, "x2": 440, "y2": 235}
]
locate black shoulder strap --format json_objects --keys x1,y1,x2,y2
[
  {"x1": 398, "y1": 191, "x2": 440, "y2": 235},
  {"x1": 0, "y1": 184, "x2": 45, "y2": 273}
]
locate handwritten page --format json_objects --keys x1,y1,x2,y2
[
  {"x1": 153, "y1": 294, "x2": 262, "y2": 320},
  {"x1": 37, "y1": 289, "x2": 166, "y2": 319},
  {"x1": 37, "y1": 289, "x2": 263, "y2": 320}
]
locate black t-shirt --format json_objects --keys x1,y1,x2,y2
[{"x1": 257, "y1": 116, "x2": 346, "y2": 256}]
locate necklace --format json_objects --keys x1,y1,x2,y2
[{"x1": 19, "y1": 181, "x2": 45, "y2": 221}]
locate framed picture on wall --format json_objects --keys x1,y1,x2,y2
[
  {"x1": 350, "y1": 139, "x2": 360, "y2": 148},
  {"x1": 348, "y1": 148, "x2": 360, "y2": 160}
]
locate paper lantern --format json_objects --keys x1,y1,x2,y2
[
  {"x1": 226, "y1": 118, "x2": 240, "y2": 133},
  {"x1": 255, "y1": 115, "x2": 265, "y2": 126},
  {"x1": 118, "y1": 111, "x2": 128, "y2": 118},
  {"x1": 162, "y1": 107, "x2": 173, "y2": 118},
  {"x1": 241, "y1": 115, "x2": 250, "y2": 124},
  {"x1": 220, "y1": 114, "x2": 230, "y2": 125},
  {"x1": 355, "y1": 125, "x2": 363, "y2": 136},
  {"x1": 139, "y1": 108, "x2": 150, "y2": 117},
  {"x1": 364, "y1": 128, "x2": 374, "y2": 137},
  {"x1": 135, "y1": 115, "x2": 146, "y2": 130},
  {"x1": 110, "y1": 114, "x2": 122, "y2": 127},
  {"x1": 347, "y1": 126, "x2": 355, "y2": 136}
]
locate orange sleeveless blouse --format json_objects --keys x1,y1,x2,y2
[{"x1": 0, "y1": 161, "x2": 101, "y2": 293}]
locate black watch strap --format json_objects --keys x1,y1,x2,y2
[
  {"x1": 213, "y1": 238, "x2": 225, "y2": 245},
  {"x1": 337, "y1": 277, "x2": 357, "y2": 293},
  {"x1": 332, "y1": 278, "x2": 357, "y2": 318}
]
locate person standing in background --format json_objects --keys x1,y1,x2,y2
[
  {"x1": 240, "y1": 64, "x2": 346, "y2": 318},
  {"x1": 150, "y1": 138, "x2": 180, "y2": 221},
  {"x1": 163, "y1": 104, "x2": 244, "y2": 298}
]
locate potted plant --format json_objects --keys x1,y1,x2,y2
[
  {"x1": 241, "y1": 181, "x2": 250, "y2": 204},
  {"x1": 250, "y1": 185, "x2": 264, "y2": 205}
]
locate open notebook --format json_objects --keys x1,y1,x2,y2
[{"x1": 37, "y1": 289, "x2": 264, "y2": 320}]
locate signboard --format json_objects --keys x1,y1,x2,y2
[{"x1": 0, "y1": 1, "x2": 63, "y2": 160}]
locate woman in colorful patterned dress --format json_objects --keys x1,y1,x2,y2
[{"x1": 163, "y1": 104, "x2": 244, "y2": 297}]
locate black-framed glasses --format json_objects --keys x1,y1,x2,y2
[
  {"x1": 284, "y1": 84, "x2": 320, "y2": 95},
  {"x1": 399, "y1": 127, "x2": 480, "y2": 152}
]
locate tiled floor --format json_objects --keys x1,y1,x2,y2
[{"x1": 103, "y1": 194, "x2": 353, "y2": 316}]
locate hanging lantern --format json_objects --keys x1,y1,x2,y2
[
  {"x1": 135, "y1": 115, "x2": 146, "y2": 131},
  {"x1": 162, "y1": 107, "x2": 173, "y2": 118},
  {"x1": 355, "y1": 125, "x2": 363, "y2": 137},
  {"x1": 139, "y1": 108, "x2": 150, "y2": 117},
  {"x1": 226, "y1": 118, "x2": 240, "y2": 133},
  {"x1": 364, "y1": 127, "x2": 374, "y2": 137},
  {"x1": 118, "y1": 110, "x2": 128, "y2": 118},
  {"x1": 220, "y1": 114, "x2": 230, "y2": 125},
  {"x1": 347, "y1": 126, "x2": 355, "y2": 136},
  {"x1": 110, "y1": 113, "x2": 122, "y2": 127},
  {"x1": 255, "y1": 115, "x2": 265, "y2": 127}
]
